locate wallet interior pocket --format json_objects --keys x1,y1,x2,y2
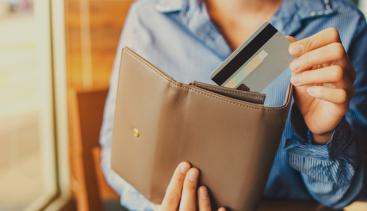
[{"x1": 191, "y1": 81, "x2": 266, "y2": 104}]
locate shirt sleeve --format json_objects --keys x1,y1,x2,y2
[
  {"x1": 285, "y1": 14, "x2": 367, "y2": 209},
  {"x1": 99, "y1": 3, "x2": 154, "y2": 211}
]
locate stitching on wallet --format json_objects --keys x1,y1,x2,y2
[{"x1": 124, "y1": 50, "x2": 290, "y2": 112}]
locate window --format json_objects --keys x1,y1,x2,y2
[{"x1": 0, "y1": 0, "x2": 60, "y2": 210}]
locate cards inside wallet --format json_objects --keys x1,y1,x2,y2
[{"x1": 111, "y1": 48, "x2": 292, "y2": 211}]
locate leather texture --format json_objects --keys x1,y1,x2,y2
[{"x1": 111, "y1": 48, "x2": 292, "y2": 211}]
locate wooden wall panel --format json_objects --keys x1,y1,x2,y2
[
  {"x1": 65, "y1": 0, "x2": 133, "y2": 89},
  {"x1": 64, "y1": 0, "x2": 133, "y2": 208}
]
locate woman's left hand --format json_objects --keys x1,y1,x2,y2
[
  {"x1": 158, "y1": 162, "x2": 226, "y2": 211},
  {"x1": 288, "y1": 28, "x2": 355, "y2": 144}
]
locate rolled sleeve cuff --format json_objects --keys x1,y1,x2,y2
[{"x1": 286, "y1": 102, "x2": 355, "y2": 160}]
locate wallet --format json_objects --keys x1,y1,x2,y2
[{"x1": 111, "y1": 48, "x2": 292, "y2": 211}]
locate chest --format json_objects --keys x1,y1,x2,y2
[
  {"x1": 212, "y1": 18, "x2": 269, "y2": 50},
  {"x1": 134, "y1": 12, "x2": 315, "y2": 107}
]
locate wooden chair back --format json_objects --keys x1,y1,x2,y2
[{"x1": 69, "y1": 87, "x2": 118, "y2": 211}]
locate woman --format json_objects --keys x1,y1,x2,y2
[{"x1": 100, "y1": 0, "x2": 367, "y2": 210}]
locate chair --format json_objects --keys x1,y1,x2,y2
[{"x1": 69, "y1": 87, "x2": 119, "y2": 211}]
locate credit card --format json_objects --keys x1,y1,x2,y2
[{"x1": 211, "y1": 22, "x2": 293, "y2": 92}]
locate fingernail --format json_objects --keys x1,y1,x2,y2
[
  {"x1": 289, "y1": 44, "x2": 303, "y2": 55},
  {"x1": 199, "y1": 186, "x2": 209, "y2": 200},
  {"x1": 188, "y1": 168, "x2": 199, "y2": 182},
  {"x1": 307, "y1": 87, "x2": 318, "y2": 96},
  {"x1": 290, "y1": 59, "x2": 301, "y2": 71},
  {"x1": 291, "y1": 76, "x2": 301, "y2": 86},
  {"x1": 218, "y1": 207, "x2": 226, "y2": 211},
  {"x1": 179, "y1": 162, "x2": 190, "y2": 174}
]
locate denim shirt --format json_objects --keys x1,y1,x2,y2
[{"x1": 100, "y1": 0, "x2": 367, "y2": 209}]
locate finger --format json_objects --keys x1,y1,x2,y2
[
  {"x1": 290, "y1": 65, "x2": 344, "y2": 86},
  {"x1": 286, "y1": 35, "x2": 297, "y2": 43},
  {"x1": 289, "y1": 28, "x2": 340, "y2": 56},
  {"x1": 290, "y1": 42, "x2": 346, "y2": 73},
  {"x1": 218, "y1": 207, "x2": 227, "y2": 211},
  {"x1": 198, "y1": 186, "x2": 212, "y2": 211},
  {"x1": 161, "y1": 162, "x2": 191, "y2": 210},
  {"x1": 307, "y1": 86, "x2": 348, "y2": 104},
  {"x1": 179, "y1": 168, "x2": 200, "y2": 211}
]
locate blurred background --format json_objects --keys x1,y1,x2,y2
[{"x1": 0, "y1": 0, "x2": 366, "y2": 211}]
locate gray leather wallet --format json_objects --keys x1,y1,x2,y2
[{"x1": 111, "y1": 48, "x2": 292, "y2": 211}]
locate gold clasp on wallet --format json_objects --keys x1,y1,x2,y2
[{"x1": 132, "y1": 128, "x2": 140, "y2": 138}]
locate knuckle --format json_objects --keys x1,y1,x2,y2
[
  {"x1": 327, "y1": 27, "x2": 340, "y2": 42},
  {"x1": 338, "y1": 89, "x2": 348, "y2": 104},
  {"x1": 332, "y1": 65, "x2": 344, "y2": 81},
  {"x1": 331, "y1": 43, "x2": 345, "y2": 59},
  {"x1": 303, "y1": 38, "x2": 317, "y2": 51},
  {"x1": 299, "y1": 71, "x2": 309, "y2": 81}
]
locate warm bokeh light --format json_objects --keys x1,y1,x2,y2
[{"x1": 0, "y1": 1, "x2": 55, "y2": 210}]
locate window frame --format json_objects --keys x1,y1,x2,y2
[{"x1": 25, "y1": 0, "x2": 71, "y2": 210}]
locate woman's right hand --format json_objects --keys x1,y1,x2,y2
[{"x1": 158, "y1": 162, "x2": 226, "y2": 211}]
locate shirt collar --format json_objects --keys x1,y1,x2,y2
[
  {"x1": 294, "y1": 0, "x2": 336, "y2": 19},
  {"x1": 273, "y1": 0, "x2": 337, "y2": 36}
]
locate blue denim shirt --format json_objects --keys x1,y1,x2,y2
[{"x1": 100, "y1": 0, "x2": 367, "y2": 209}]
